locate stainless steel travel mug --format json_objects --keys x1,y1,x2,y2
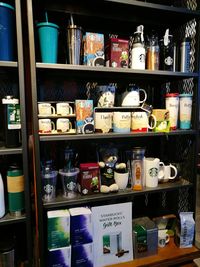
[{"x1": 66, "y1": 25, "x2": 83, "y2": 65}]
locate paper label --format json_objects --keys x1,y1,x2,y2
[{"x1": 7, "y1": 175, "x2": 24, "y2": 193}]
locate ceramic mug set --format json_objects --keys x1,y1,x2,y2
[
  {"x1": 144, "y1": 157, "x2": 178, "y2": 188},
  {"x1": 38, "y1": 102, "x2": 73, "y2": 116},
  {"x1": 39, "y1": 118, "x2": 72, "y2": 133},
  {"x1": 94, "y1": 111, "x2": 156, "y2": 133}
]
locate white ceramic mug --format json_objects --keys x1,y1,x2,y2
[
  {"x1": 94, "y1": 112, "x2": 113, "y2": 133},
  {"x1": 38, "y1": 103, "x2": 55, "y2": 116},
  {"x1": 114, "y1": 172, "x2": 129, "y2": 190},
  {"x1": 38, "y1": 119, "x2": 55, "y2": 133},
  {"x1": 113, "y1": 112, "x2": 131, "y2": 133},
  {"x1": 144, "y1": 158, "x2": 163, "y2": 188},
  {"x1": 121, "y1": 87, "x2": 147, "y2": 107},
  {"x1": 158, "y1": 229, "x2": 170, "y2": 248},
  {"x1": 56, "y1": 118, "x2": 72, "y2": 132},
  {"x1": 158, "y1": 163, "x2": 178, "y2": 183},
  {"x1": 131, "y1": 111, "x2": 156, "y2": 132},
  {"x1": 56, "y1": 102, "x2": 73, "y2": 116}
]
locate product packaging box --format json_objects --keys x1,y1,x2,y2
[
  {"x1": 69, "y1": 207, "x2": 93, "y2": 245},
  {"x1": 48, "y1": 246, "x2": 71, "y2": 267},
  {"x1": 83, "y1": 32, "x2": 105, "y2": 66},
  {"x1": 78, "y1": 163, "x2": 100, "y2": 195},
  {"x1": 75, "y1": 100, "x2": 94, "y2": 134},
  {"x1": 132, "y1": 217, "x2": 158, "y2": 259},
  {"x1": 105, "y1": 38, "x2": 129, "y2": 68},
  {"x1": 152, "y1": 109, "x2": 170, "y2": 132},
  {"x1": 47, "y1": 210, "x2": 70, "y2": 250},
  {"x1": 72, "y1": 242, "x2": 94, "y2": 267}
]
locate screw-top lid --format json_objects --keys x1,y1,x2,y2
[
  {"x1": 2, "y1": 96, "x2": 19, "y2": 104},
  {"x1": 165, "y1": 93, "x2": 179, "y2": 97},
  {"x1": 0, "y1": 2, "x2": 15, "y2": 11},
  {"x1": 59, "y1": 167, "x2": 79, "y2": 176}
]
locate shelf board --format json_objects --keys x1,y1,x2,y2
[
  {"x1": 106, "y1": 238, "x2": 200, "y2": 267},
  {"x1": 104, "y1": 0, "x2": 200, "y2": 17},
  {"x1": 0, "y1": 146, "x2": 23, "y2": 155},
  {"x1": 36, "y1": 63, "x2": 198, "y2": 79},
  {"x1": 43, "y1": 178, "x2": 191, "y2": 209},
  {"x1": 0, "y1": 61, "x2": 18, "y2": 68},
  {"x1": 0, "y1": 213, "x2": 26, "y2": 226},
  {"x1": 39, "y1": 129, "x2": 196, "y2": 141}
]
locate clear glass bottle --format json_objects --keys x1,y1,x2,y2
[
  {"x1": 146, "y1": 31, "x2": 160, "y2": 70},
  {"x1": 132, "y1": 147, "x2": 145, "y2": 190}
]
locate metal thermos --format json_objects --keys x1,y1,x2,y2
[
  {"x1": 66, "y1": 25, "x2": 83, "y2": 65},
  {"x1": 7, "y1": 165, "x2": 25, "y2": 217},
  {"x1": 146, "y1": 31, "x2": 159, "y2": 70},
  {"x1": 180, "y1": 38, "x2": 191, "y2": 72},
  {"x1": 160, "y1": 29, "x2": 174, "y2": 71},
  {"x1": 2, "y1": 96, "x2": 21, "y2": 148}
]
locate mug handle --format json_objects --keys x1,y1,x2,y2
[
  {"x1": 51, "y1": 121, "x2": 55, "y2": 131},
  {"x1": 69, "y1": 121, "x2": 73, "y2": 130},
  {"x1": 69, "y1": 105, "x2": 73, "y2": 115},
  {"x1": 158, "y1": 162, "x2": 165, "y2": 180},
  {"x1": 139, "y1": 89, "x2": 147, "y2": 104},
  {"x1": 169, "y1": 164, "x2": 177, "y2": 179},
  {"x1": 165, "y1": 233, "x2": 170, "y2": 244},
  {"x1": 51, "y1": 106, "x2": 56, "y2": 115},
  {"x1": 148, "y1": 114, "x2": 157, "y2": 129}
]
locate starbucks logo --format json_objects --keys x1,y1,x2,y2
[{"x1": 149, "y1": 167, "x2": 158, "y2": 177}]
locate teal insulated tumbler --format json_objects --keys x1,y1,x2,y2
[{"x1": 37, "y1": 22, "x2": 59, "y2": 63}]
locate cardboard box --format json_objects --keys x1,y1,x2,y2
[
  {"x1": 75, "y1": 100, "x2": 94, "y2": 134},
  {"x1": 78, "y1": 163, "x2": 100, "y2": 195},
  {"x1": 47, "y1": 210, "x2": 70, "y2": 250},
  {"x1": 48, "y1": 246, "x2": 71, "y2": 267},
  {"x1": 132, "y1": 217, "x2": 158, "y2": 258},
  {"x1": 83, "y1": 32, "x2": 104, "y2": 66},
  {"x1": 69, "y1": 207, "x2": 93, "y2": 245},
  {"x1": 152, "y1": 109, "x2": 170, "y2": 132},
  {"x1": 106, "y1": 38, "x2": 129, "y2": 68},
  {"x1": 72, "y1": 243, "x2": 94, "y2": 267}
]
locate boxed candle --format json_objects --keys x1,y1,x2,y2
[
  {"x1": 69, "y1": 207, "x2": 93, "y2": 245},
  {"x1": 47, "y1": 209, "x2": 70, "y2": 249}
]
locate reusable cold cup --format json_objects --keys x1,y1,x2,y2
[
  {"x1": 165, "y1": 93, "x2": 179, "y2": 130},
  {"x1": 179, "y1": 93, "x2": 193, "y2": 129},
  {"x1": 59, "y1": 168, "x2": 79, "y2": 198},
  {"x1": 42, "y1": 170, "x2": 57, "y2": 202},
  {"x1": 0, "y1": 3, "x2": 15, "y2": 61},
  {"x1": 66, "y1": 25, "x2": 83, "y2": 65},
  {"x1": 37, "y1": 22, "x2": 59, "y2": 63}
]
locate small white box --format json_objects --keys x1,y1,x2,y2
[{"x1": 69, "y1": 207, "x2": 93, "y2": 245}]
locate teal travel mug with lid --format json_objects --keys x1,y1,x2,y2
[{"x1": 6, "y1": 165, "x2": 25, "y2": 217}]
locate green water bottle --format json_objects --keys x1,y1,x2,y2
[{"x1": 7, "y1": 165, "x2": 25, "y2": 217}]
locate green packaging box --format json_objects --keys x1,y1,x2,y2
[{"x1": 48, "y1": 209, "x2": 70, "y2": 250}]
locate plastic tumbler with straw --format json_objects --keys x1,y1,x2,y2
[
  {"x1": 37, "y1": 12, "x2": 59, "y2": 63},
  {"x1": 66, "y1": 14, "x2": 83, "y2": 65}
]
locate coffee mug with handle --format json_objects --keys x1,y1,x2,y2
[
  {"x1": 39, "y1": 119, "x2": 55, "y2": 133},
  {"x1": 38, "y1": 102, "x2": 55, "y2": 116},
  {"x1": 131, "y1": 111, "x2": 156, "y2": 132},
  {"x1": 113, "y1": 112, "x2": 131, "y2": 133},
  {"x1": 94, "y1": 112, "x2": 113, "y2": 133},
  {"x1": 158, "y1": 229, "x2": 170, "y2": 248},
  {"x1": 56, "y1": 102, "x2": 73, "y2": 116},
  {"x1": 144, "y1": 157, "x2": 164, "y2": 188},
  {"x1": 158, "y1": 163, "x2": 178, "y2": 183},
  {"x1": 121, "y1": 85, "x2": 147, "y2": 107},
  {"x1": 56, "y1": 118, "x2": 72, "y2": 133}
]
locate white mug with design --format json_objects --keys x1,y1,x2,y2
[
  {"x1": 158, "y1": 163, "x2": 178, "y2": 183},
  {"x1": 56, "y1": 102, "x2": 73, "y2": 116},
  {"x1": 38, "y1": 103, "x2": 55, "y2": 116},
  {"x1": 39, "y1": 119, "x2": 55, "y2": 133},
  {"x1": 158, "y1": 229, "x2": 170, "y2": 248},
  {"x1": 121, "y1": 86, "x2": 147, "y2": 107},
  {"x1": 113, "y1": 112, "x2": 131, "y2": 133},
  {"x1": 144, "y1": 157, "x2": 164, "y2": 188},
  {"x1": 94, "y1": 112, "x2": 113, "y2": 133},
  {"x1": 131, "y1": 111, "x2": 156, "y2": 132},
  {"x1": 56, "y1": 118, "x2": 72, "y2": 132}
]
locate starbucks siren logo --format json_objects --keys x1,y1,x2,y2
[{"x1": 149, "y1": 167, "x2": 158, "y2": 177}]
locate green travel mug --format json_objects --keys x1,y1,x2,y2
[{"x1": 7, "y1": 167, "x2": 25, "y2": 217}]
